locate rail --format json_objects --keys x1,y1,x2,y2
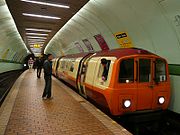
[{"x1": 0, "y1": 70, "x2": 23, "y2": 106}]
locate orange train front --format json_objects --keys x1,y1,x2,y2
[{"x1": 52, "y1": 48, "x2": 171, "y2": 116}]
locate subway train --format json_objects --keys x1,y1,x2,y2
[{"x1": 52, "y1": 48, "x2": 170, "y2": 116}]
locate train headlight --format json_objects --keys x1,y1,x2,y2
[
  {"x1": 124, "y1": 100, "x2": 131, "y2": 108},
  {"x1": 158, "y1": 97, "x2": 165, "y2": 104},
  {"x1": 126, "y1": 80, "x2": 129, "y2": 83}
]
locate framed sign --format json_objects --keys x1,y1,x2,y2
[
  {"x1": 82, "y1": 39, "x2": 94, "y2": 52},
  {"x1": 94, "y1": 34, "x2": 109, "y2": 50},
  {"x1": 74, "y1": 42, "x2": 84, "y2": 53}
]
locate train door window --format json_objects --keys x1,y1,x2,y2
[
  {"x1": 155, "y1": 59, "x2": 166, "y2": 82},
  {"x1": 119, "y1": 59, "x2": 134, "y2": 83},
  {"x1": 139, "y1": 59, "x2": 151, "y2": 82},
  {"x1": 69, "y1": 59, "x2": 75, "y2": 72},
  {"x1": 98, "y1": 59, "x2": 111, "y2": 81}
]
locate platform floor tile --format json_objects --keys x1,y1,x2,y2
[{"x1": 0, "y1": 70, "x2": 131, "y2": 135}]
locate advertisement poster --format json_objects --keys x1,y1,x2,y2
[
  {"x1": 114, "y1": 32, "x2": 133, "y2": 48},
  {"x1": 74, "y1": 42, "x2": 84, "y2": 53},
  {"x1": 82, "y1": 39, "x2": 94, "y2": 52},
  {"x1": 94, "y1": 34, "x2": 109, "y2": 50}
]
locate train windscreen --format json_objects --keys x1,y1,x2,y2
[
  {"x1": 119, "y1": 59, "x2": 134, "y2": 83},
  {"x1": 155, "y1": 59, "x2": 167, "y2": 82}
]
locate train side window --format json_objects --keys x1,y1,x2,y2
[
  {"x1": 98, "y1": 59, "x2": 111, "y2": 81},
  {"x1": 69, "y1": 59, "x2": 75, "y2": 72},
  {"x1": 119, "y1": 59, "x2": 134, "y2": 83},
  {"x1": 139, "y1": 59, "x2": 151, "y2": 82},
  {"x1": 60, "y1": 61, "x2": 65, "y2": 69},
  {"x1": 155, "y1": 59, "x2": 166, "y2": 82},
  {"x1": 70, "y1": 63, "x2": 74, "y2": 72}
]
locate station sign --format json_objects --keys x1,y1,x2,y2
[
  {"x1": 114, "y1": 32, "x2": 133, "y2": 48},
  {"x1": 33, "y1": 44, "x2": 41, "y2": 48}
]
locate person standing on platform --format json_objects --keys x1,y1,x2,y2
[
  {"x1": 28, "y1": 57, "x2": 34, "y2": 70},
  {"x1": 42, "y1": 54, "x2": 53, "y2": 99},
  {"x1": 36, "y1": 57, "x2": 43, "y2": 78}
]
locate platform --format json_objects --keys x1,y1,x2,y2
[{"x1": 0, "y1": 70, "x2": 131, "y2": 135}]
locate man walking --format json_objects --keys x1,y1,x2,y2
[{"x1": 42, "y1": 54, "x2": 53, "y2": 99}]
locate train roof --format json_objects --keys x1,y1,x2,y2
[
  {"x1": 62, "y1": 48, "x2": 158, "y2": 59},
  {"x1": 93, "y1": 48, "x2": 157, "y2": 58}
]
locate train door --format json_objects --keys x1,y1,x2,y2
[
  {"x1": 77, "y1": 53, "x2": 95, "y2": 98},
  {"x1": 151, "y1": 58, "x2": 170, "y2": 109},
  {"x1": 136, "y1": 58, "x2": 153, "y2": 110}
]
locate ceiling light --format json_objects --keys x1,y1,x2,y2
[
  {"x1": 28, "y1": 41, "x2": 45, "y2": 43},
  {"x1": 23, "y1": 13, "x2": 61, "y2": 20},
  {"x1": 27, "y1": 36, "x2": 47, "y2": 39},
  {"x1": 26, "y1": 28, "x2": 52, "y2": 32},
  {"x1": 28, "y1": 40, "x2": 45, "y2": 42},
  {"x1": 26, "y1": 33, "x2": 48, "y2": 36},
  {"x1": 28, "y1": 41, "x2": 44, "y2": 44},
  {"x1": 29, "y1": 42, "x2": 44, "y2": 44},
  {"x1": 28, "y1": 39, "x2": 46, "y2": 41},
  {"x1": 21, "y1": 0, "x2": 70, "y2": 8}
]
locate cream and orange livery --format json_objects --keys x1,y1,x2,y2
[{"x1": 52, "y1": 48, "x2": 171, "y2": 116}]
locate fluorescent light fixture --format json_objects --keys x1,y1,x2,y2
[
  {"x1": 27, "y1": 36, "x2": 47, "y2": 39},
  {"x1": 28, "y1": 39, "x2": 46, "y2": 41},
  {"x1": 28, "y1": 42, "x2": 45, "y2": 45},
  {"x1": 21, "y1": 0, "x2": 70, "y2": 8},
  {"x1": 26, "y1": 28, "x2": 52, "y2": 32},
  {"x1": 23, "y1": 13, "x2": 61, "y2": 20},
  {"x1": 28, "y1": 41, "x2": 45, "y2": 43},
  {"x1": 26, "y1": 33, "x2": 48, "y2": 36},
  {"x1": 28, "y1": 40, "x2": 45, "y2": 42},
  {"x1": 29, "y1": 42, "x2": 44, "y2": 44}
]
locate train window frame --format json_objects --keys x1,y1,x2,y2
[
  {"x1": 139, "y1": 59, "x2": 151, "y2": 83},
  {"x1": 60, "y1": 60, "x2": 65, "y2": 69},
  {"x1": 119, "y1": 58, "x2": 134, "y2": 83},
  {"x1": 98, "y1": 59, "x2": 111, "y2": 81},
  {"x1": 155, "y1": 59, "x2": 167, "y2": 82},
  {"x1": 69, "y1": 58, "x2": 76, "y2": 72}
]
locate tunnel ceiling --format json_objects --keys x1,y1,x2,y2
[{"x1": 5, "y1": 0, "x2": 89, "y2": 56}]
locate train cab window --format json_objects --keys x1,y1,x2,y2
[
  {"x1": 99, "y1": 59, "x2": 111, "y2": 81},
  {"x1": 119, "y1": 59, "x2": 134, "y2": 83},
  {"x1": 155, "y1": 59, "x2": 166, "y2": 82},
  {"x1": 139, "y1": 59, "x2": 151, "y2": 82}
]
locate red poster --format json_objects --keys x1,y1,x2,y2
[
  {"x1": 82, "y1": 39, "x2": 94, "y2": 52},
  {"x1": 94, "y1": 34, "x2": 109, "y2": 50}
]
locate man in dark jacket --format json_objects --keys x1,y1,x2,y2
[
  {"x1": 36, "y1": 57, "x2": 43, "y2": 78},
  {"x1": 101, "y1": 58, "x2": 109, "y2": 81},
  {"x1": 42, "y1": 54, "x2": 53, "y2": 99}
]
